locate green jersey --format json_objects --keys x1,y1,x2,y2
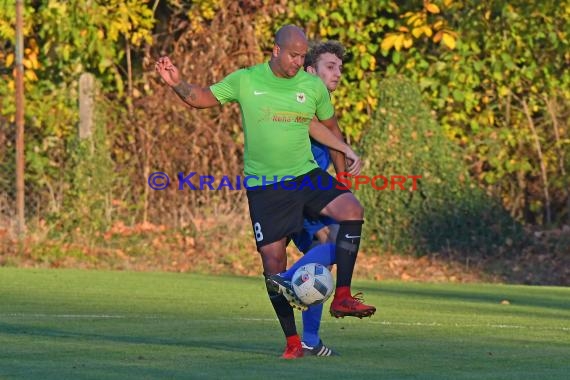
[{"x1": 210, "y1": 62, "x2": 334, "y2": 186}]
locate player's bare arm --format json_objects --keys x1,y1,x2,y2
[
  {"x1": 155, "y1": 56, "x2": 220, "y2": 109},
  {"x1": 309, "y1": 120, "x2": 362, "y2": 176},
  {"x1": 318, "y1": 116, "x2": 355, "y2": 175},
  {"x1": 316, "y1": 116, "x2": 347, "y2": 173}
]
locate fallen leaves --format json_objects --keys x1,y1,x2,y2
[{"x1": 0, "y1": 219, "x2": 568, "y2": 285}]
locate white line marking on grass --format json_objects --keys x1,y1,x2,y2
[
  {"x1": 2, "y1": 313, "x2": 125, "y2": 319},
  {"x1": 0, "y1": 313, "x2": 161, "y2": 319},
  {"x1": 2, "y1": 314, "x2": 568, "y2": 332},
  {"x1": 358, "y1": 320, "x2": 570, "y2": 332},
  {"x1": 238, "y1": 318, "x2": 569, "y2": 332}
]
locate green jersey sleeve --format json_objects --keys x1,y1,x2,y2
[
  {"x1": 210, "y1": 69, "x2": 244, "y2": 105},
  {"x1": 314, "y1": 79, "x2": 335, "y2": 121}
]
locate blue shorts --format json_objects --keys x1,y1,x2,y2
[{"x1": 291, "y1": 216, "x2": 337, "y2": 253}]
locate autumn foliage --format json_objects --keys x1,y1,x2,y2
[{"x1": 0, "y1": 1, "x2": 568, "y2": 283}]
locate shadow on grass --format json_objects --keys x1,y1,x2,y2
[
  {"x1": 0, "y1": 321, "x2": 274, "y2": 357},
  {"x1": 359, "y1": 283, "x2": 570, "y2": 317}
]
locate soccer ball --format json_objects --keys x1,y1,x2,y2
[{"x1": 292, "y1": 263, "x2": 334, "y2": 306}]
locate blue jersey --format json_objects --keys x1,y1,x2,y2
[{"x1": 310, "y1": 138, "x2": 331, "y2": 170}]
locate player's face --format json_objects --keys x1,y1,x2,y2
[
  {"x1": 313, "y1": 53, "x2": 343, "y2": 92},
  {"x1": 273, "y1": 39, "x2": 308, "y2": 78}
]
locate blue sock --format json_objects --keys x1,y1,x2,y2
[
  {"x1": 281, "y1": 243, "x2": 336, "y2": 281},
  {"x1": 302, "y1": 303, "x2": 323, "y2": 346},
  {"x1": 281, "y1": 243, "x2": 335, "y2": 347}
]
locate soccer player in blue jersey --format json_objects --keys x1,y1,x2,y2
[
  {"x1": 295, "y1": 40, "x2": 350, "y2": 254},
  {"x1": 267, "y1": 40, "x2": 369, "y2": 357}
]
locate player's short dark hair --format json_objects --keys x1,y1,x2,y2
[{"x1": 304, "y1": 40, "x2": 345, "y2": 70}]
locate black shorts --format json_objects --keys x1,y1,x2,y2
[{"x1": 246, "y1": 168, "x2": 350, "y2": 249}]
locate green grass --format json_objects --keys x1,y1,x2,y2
[{"x1": 0, "y1": 268, "x2": 568, "y2": 380}]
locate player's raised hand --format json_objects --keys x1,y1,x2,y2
[
  {"x1": 155, "y1": 56, "x2": 181, "y2": 87},
  {"x1": 344, "y1": 147, "x2": 362, "y2": 176}
]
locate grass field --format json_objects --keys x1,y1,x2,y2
[{"x1": 0, "y1": 268, "x2": 568, "y2": 379}]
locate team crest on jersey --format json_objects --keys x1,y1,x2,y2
[{"x1": 296, "y1": 92, "x2": 306, "y2": 103}]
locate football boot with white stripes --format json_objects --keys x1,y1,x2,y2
[{"x1": 302, "y1": 340, "x2": 338, "y2": 357}]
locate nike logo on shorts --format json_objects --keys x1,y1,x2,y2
[{"x1": 345, "y1": 234, "x2": 361, "y2": 239}]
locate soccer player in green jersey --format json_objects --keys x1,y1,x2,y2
[{"x1": 156, "y1": 25, "x2": 375, "y2": 359}]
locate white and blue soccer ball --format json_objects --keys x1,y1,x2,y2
[{"x1": 292, "y1": 263, "x2": 334, "y2": 306}]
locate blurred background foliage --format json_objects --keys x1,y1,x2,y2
[{"x1": 0, "y1": 0, "x2": 568, "y2": 271}]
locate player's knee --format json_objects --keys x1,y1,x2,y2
[
  {"x1": 345, "y1": 200, "x2": 364, "y2": 220},
  {"x1": 355, "y1": 202, "x2": 364, "y2": 219}
]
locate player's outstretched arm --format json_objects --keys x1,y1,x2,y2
[
  {"x1": 155, "y1": 56, "x2": 220, "y2": 109},
  {"x1": 309, "y1": 119, "x2": 362, "y2": 176}
]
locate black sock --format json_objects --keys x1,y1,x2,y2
[
  {"x1": 264, "y1": 274, "x2": 297, "y2": 337},
  {"x1": 335, "y1": 220, "x2": 363, "y2": 288}
]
